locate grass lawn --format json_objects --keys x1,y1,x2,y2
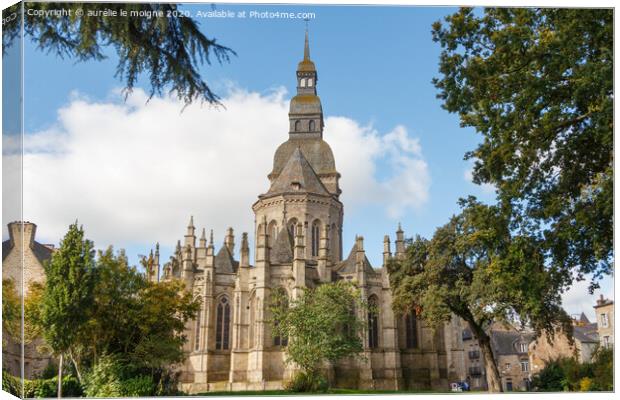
[{"x1": 194, "y1": 388, "x2": 450, "y2": 396}]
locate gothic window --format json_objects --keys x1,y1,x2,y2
[
  {"x1": 368, "y1": 296, "x2": 379, "y2": 349},
  {"x1": 288, "y1": 218, "x2": 298, "y2": 237},
  {"x1": 268, "y1": 220, "x2": 278, "y2": 247},
  {"x1": 300, "y1": 78, "x2": 306, "y2": 87},
  {"x1": 249, "y1": 293, "x2": 256, "y2": 348},
  {"x1": 311, "y1": 220, "x2": 320, "y2": 257},
  {"x1": 194, "y1": 306, "x2": 202, "y2": 351},
  {"x1": 272, "y1": 288, "x2": 289, "y2": 347},
  {"x1": 294, "y1": 120, "x2": 301, "y2": 132},
  {"x1": 309, "y1": 120, "x2": 315, "y2": 132},
  {"x1": 216, "y1": 296, "x2": 231, "y2": 350},
  {"x1": 405, "y1": 312, "x2": 418, "y2": 349}
]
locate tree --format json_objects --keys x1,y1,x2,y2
[
  {"x1": 40, "y1": 221, "x2": 95, "y2": 397},
  {"x1": 72, "y1": 247, "x2": 199, "y2": 393},
  {"x1": 2, "y1": 2, "x2": 235, "y2": 105},
  {"x1": 388, "y1": 197, "x2": 571, "y2": 392},
  {"x1": 432, "y1": 8, "x2": 613, "y2": 291},
  {"x1": 2, "y1": 278, "x2": 21, "y2": 345},
  {"x1": 269, "y1": 281, "x2": 367, "y2": 392}
]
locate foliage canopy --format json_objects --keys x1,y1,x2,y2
[
  {"x1": 2, "y1": 2, "x2": 235, "y2": 105},
  {"x1": 269, "y1": 281, "x2": 367, "y2": 389},
  {"x1": 432, "y1": 8, "x2": 613, "y2": 290}
]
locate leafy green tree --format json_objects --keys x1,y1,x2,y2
[
  {"x1": 72, "y1": 247, "x2": 199, "y2": 392},
  {"x1": 388, "y1": 197, "x2": 571, "y2": 392},
  {"x1": 432, "y1": 8, "x2": 613, "y2": 291},
  {"x1": 2, "y1": 2, "x2": 235, "y2": 105},
  {"x1": 2, "y1": 278, "x2": 21, "y2": 345},
  {"x1": 269, "y1": 281, "x2": 367, "y2": 392},
  {"x1": 40, "y1": 221, "x2": 95, "y2": 397}
]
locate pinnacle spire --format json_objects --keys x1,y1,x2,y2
[
  {"x1": 188, "y1": 215, "x2": 194, "y2": 228},
  {"x1": 304, "y1": 25, "x2": 310, "y2": 61}
]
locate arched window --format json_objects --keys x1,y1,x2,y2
[
  {"x1": 307, "y1": 78, "x2": 313, "y2": 87},
  {"x1": 300, "y1": 78, "x2": 306, "y2": 87},
  {"x1": 249, "y1": 293, "x2": 256, "y2": 348},
  {"x1": 272, "y1": 288, "x2": 289, "y2": 347},
  {"x1": 368, "y1": 296, "x2": 379, "y2": 349},
  {"x1": 268, "y1": 220, "x2": 278, "y2": 247},
  {"x1": 194, "y1": 305, "x2": 202, "y2": 351},
  {"x1": 405, "y1": 313, "x2": 418, "y2": 349},
  {"x1": 294, "y1": 120, "x2": 301, "y2": 132},
  {"x1": 216, "y1": 296, "x2": 231, "y2": 350},
  {"x1": 309, "y1": 120, "x2": 315, "y2": 132},
  {"x1": 311, "y1": 220, "x2": 320, "y2": 257},
  {"x1": 288, "y1": 218, "x2": 298, "y2": 237}
]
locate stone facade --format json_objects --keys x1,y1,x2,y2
[
  {"x1": 490, "y1": 328, "x2": 534, "y2": 392},
  {"x1": 2, "y1": 221, "x2": 55, "y2": 379},
  {"x1": 594, "y1": 295, "x2": 613, "y2": 349},
  {"x1": 149, "y1": 31, "x2": 470, "y2": 393}
]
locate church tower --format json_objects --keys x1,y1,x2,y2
[{"x1": 253, "y1": 29, "x2": 343, "y2": 264}]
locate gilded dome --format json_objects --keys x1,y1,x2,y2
[{"x1": 271, "y1": 138, "x2": 336, "y2": 178}]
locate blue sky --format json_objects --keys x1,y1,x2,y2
[{"x1": 5, "y1": 3, "x2": 612, "y2": 319}]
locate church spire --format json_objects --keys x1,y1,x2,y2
[
  {"x1": 290, "y1": 26, "x2": 323, "y2": 139},
  {"x1": 304, "y1": 25, "x2": 310, "y2": 61}
]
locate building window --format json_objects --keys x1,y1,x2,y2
[
  {"x1": 268, "y1": 220, "x2": 278, "y2": 247},
  {"x1": 300, "y1": 78, "x2": 306, "y2": 87},
  {"x1": 405, "y1": 313, "x2": 418, "y2": 348},
  {"x1": 462, "y1": 328, "x2": 473, "y2": 341},
  {"x1": 216, "y1": 296, "x2": 231, "y2": 350},
  {"x1": 505, "y1": 363, "x2": 511, "y2": 371},
  {"x1": 309, "y1": 120, "x2": 315, "y2": 132},
  {"x1": 518, "y1": 342, "x2": 528, "y2": 353},
  {"x1": 307, "y1": 78, "x2": 313, "y2": 87},
  {"x1": 294, "y1": 120, "x2": 301, "y2": 132},
  {"x1": 603, "y1": 336, "x2": 610, "y2": 348},
  {"x1": 521, "y1": 361, "x2": 529, "y2": 372},
  {"x1": 601, "y1": 313, "x2": 609, "y2": 328},
  {"x1": 194, "y1": 307, "x2": 202, "y2": 351},
  {"x1": 368, "y1": 296, "x2": 379, "y2": 349},
  {"x1": 311, "y1": 220, "x2": 320, "y2": 257}
]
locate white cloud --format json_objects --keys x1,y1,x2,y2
[
  {"x1": 10, "y1": 88, "x2": 430, "y2": 257},
  {"x1": 561, "y1": 277, "x2": 614, "y2": 321},
  {"x1": 464, "y1": 161, "x2": 495, "y2": 195}
]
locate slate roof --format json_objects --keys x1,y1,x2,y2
[
  {"x1": 336, "y1": 243, "x2": 375, "y2": 275},
  {"x1": 2, "y1": 239, "x2": 53, "y2": 265},
  {"x1": 579, "y1": 312, "x2": 591, "y2": 324},
  {"x1": 214, "y1": 245, "x2": 238, "y2": 273},
  {"x1": 270, "y1": 227, "x2": 294, "y2": 264},
  {"x1": 573, "y1": 324, "x2": 599, "y2": 343},
  {"x1": 490, "y1": 330, "x2": 534, "y2": 356},
  {"x1": 268, "y1": 147, "x2": 331, "y2": 196}
]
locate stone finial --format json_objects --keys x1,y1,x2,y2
[
  {"x1": 356, "y1": 235, "x2": 364, "y2": 251},
  {"x1": 225, "y1": 227, "x2": 235, "y2": 253},
  {"x1": 199, "y1": 228, "x2": 207, "y2": 247}
]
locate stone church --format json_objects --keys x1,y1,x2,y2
[{"x1": 149, "y1": 31, "x2": 469, "y2": 393}]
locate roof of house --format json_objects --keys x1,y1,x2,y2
[
  {"x1": 573, "y1": 324, "x2": 599, "y2": 343},
  {"x1": 2, "y1": 239, "x2": 53, "y2": 265},
  {"x1": 490, "y1": 330, "x2": 534, "y2": 356}
]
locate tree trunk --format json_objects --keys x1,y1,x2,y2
[
  {"x1": 68, "y1": 351, "x2": 82, "y2": 383},
  {"x1": 57, "y1": 353, "x2": 63, "y2": 398},
  {"x1": 478, "y1": 334, "x2": 503, "y2": 392}
]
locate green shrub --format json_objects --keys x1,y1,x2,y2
[
  {"x1": 285, "y1": 371, "x2": 328, "y2": 393},
  {"x1": 2, "y1": 371, "x2": 21, "y2": 397},
  {"x1": 82, "y1": 355, "x2": 126, "y2": 397},
  {"x1": 120, "y1": 375, "x2": 155, "y2": 397}
]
